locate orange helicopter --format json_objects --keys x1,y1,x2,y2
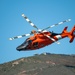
[{"x1": 9, "y1": 14, "x2": 75, "y2": 51}]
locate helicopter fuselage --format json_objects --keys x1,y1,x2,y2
[
  {"x1": 16, "y1": 31, "x2": 61, "y2": 51},
  {"x1": 16, "y1": 25, "x2": 75, "y2": 51},
  {"x1": 9, "y1": 14, "x2": 73, "y2": 51}
]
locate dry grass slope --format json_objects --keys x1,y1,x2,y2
[{"x1": 0, "y1": 53, "x2": 75, "y2": 75}]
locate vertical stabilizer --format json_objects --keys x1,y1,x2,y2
[
  {"x1": 62, "y1": 25, "x2": 75, "y2": 43},
  {"x1": 69, "y1": 25, "x2": 75, "y2": 43}
]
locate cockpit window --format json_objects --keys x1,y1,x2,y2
[
  {"x1": 21, "y1": 38, "x2": 32, "y2": 47},
  {"x1": 33, "y1": 42, "x2": 38, "y2": 48},
  {"x1": 21, "y1": 40, "x2": 27, "y2": 45},
  {"x1": 21, "y1": 38, "x2": 29, "y2": 45},
  {"x1": 28, "y1": 40, "x2": 32, "y2": 44}
]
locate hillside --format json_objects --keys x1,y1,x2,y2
[{"x1": 0, "y1": 53, "x2": 75, "y2": 75}]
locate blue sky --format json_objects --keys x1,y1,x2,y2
[{"x1": 0, "y1": 0, "x2": 75, "y2": 64}]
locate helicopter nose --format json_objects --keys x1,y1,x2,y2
[{"x1": 16, "y1": 44, "x2": 27, "y2": 51}]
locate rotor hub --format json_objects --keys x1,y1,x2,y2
[{"x1": 31, "y1": 30, "x2": 37, "y2": 34}]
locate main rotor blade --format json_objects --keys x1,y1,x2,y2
[
  {"x1": 42, "y1": 19, "x2": 71, "y2": 31},
  {"x1": 22, "y1": 14, "x2": 39, "y2": 30},
  {"x1": 9, "y1": 33, "x2": 32, "y2": 40},
  {"x1": 45, "y1": 35, "x2": 60, "y2": 44}
]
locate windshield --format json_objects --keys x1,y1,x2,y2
[
  {"x1": 22, "y1": 38, "x2": 32, "y2": 45},
  {"x1": 28, "y1": 40, "x2": 32, "y2": 43}
]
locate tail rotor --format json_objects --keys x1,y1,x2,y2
[{"x1": 62, "y1": 25, "x2": 75, "y2": 43}]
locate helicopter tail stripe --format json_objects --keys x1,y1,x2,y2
[{"x1": 55, "y1": 35, "x2": 62, "y2": 40}]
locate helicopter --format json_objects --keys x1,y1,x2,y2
[{"x1": 9, "y1": 14, "x2": 75, "y2": 51}]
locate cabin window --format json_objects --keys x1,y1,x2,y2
[
  {"x1": 28, "y1": 40, "x2": 32, "y2": 44},
  {"x1": 33, "y1": 42, "x2": 38, "y2": 48}
]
